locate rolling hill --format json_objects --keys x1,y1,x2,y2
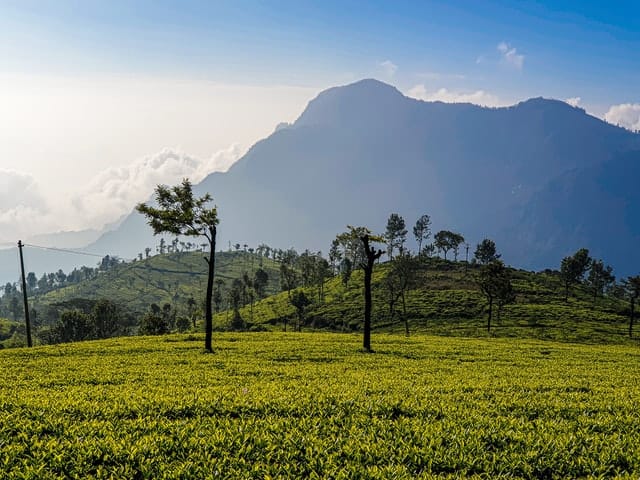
[
  {"x1": 217, "y1": 257, "x2": 635, "y2": 345},
  {"x1": 28, "y1": 250, "x2": 281, "y2": 322}
]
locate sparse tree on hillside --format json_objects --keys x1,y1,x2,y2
[
  {"x1": 623, "y1": 276, "x2": 640, "y2": 338},
  {"x1": 340, "y1": 257, "x2": 353, "y2": 289},
  {"x1": 253, "y1": 268, "x2": 269, "y2": 299},
  {"x1": 329, "y1": 239, "x2": 342, "y2": 274},
  {"x1": 384, "y1": 253, "x2": 419, "y2": 336},
  {"x1": 314, "y1": 257, "x2": 331, "y2": 302},
  {"x1": 385, "y1": 213, "x2": 407, "y2": 260},
  {"x1": 26, "y1": 272, "x2": 37, "y2": 292},
  {"x1": 434, "y1": 230, "x2": 464, "y2": 261},
  {"x1": 51, "y1": 309, "x2": 93, "y2": 343},
  {"x1": 137, "y1": 178, "x2": 219, "y2": 352},
  {"x1": 413, "y1": 214, "x2": 432, "y2": 255},
  {"x1": 92, "y1": 299, "x2": 121, "y2": 339},
  {"x1": 280, "y1": 251, "x2": 299, "y2": 298},
  {"x1": 474, "y1": 239, "x2": 501, "y2": 265},
  {"x1": 560, "y1": 248, "x2": 591, "y2": 302},
  {"x1": 586, "y1": 259, "x2": 615, "y2": 304},
  {"x1": 290, "y1": 289, "x2": 311, "y2": 332},
  {"x1": 213, "y1": 279, "x2": 225, "y2": 314},
  {"x1": 477, "y1": 260, "x2": 513, "y2": 332}
]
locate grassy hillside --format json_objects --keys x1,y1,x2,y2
[
  {"x1": 218, "y1": 259, "x2": 635, "y2": 345},
  {"x1": 0, "y1": 317, "x2": 23, "y2": 349},
  {"x1": 1, "y1": 332, "x2": 638, "y2": 478},
  {"x1": 34, "y1": 251, "x2": 280, "y2": 317}
]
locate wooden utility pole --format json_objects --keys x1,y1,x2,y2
[{"x1": 17, "y1": 240, "x2": 33, "y2": 347}]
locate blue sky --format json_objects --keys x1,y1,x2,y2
[
  {"x1": 2, "y1": 0, "x2": 640, "y2": 106},
  {"x1": 1, "y1": 0, "x2": 639, "y2": 241}
]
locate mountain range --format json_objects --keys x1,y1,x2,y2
[{"x1": 3, "y1": 79, "x2": 640, "y2": 284}]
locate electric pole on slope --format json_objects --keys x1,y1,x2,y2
[{"x1": 17, "y1": 240, "x2": 32, "y2": 347}]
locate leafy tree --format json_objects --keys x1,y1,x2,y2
[
  {"x1": 586, "y1": 260, "x2": 615, "y2": 304},
  {"x1": 335, "y1": 227, "x2": 368, "y2": 268},
  {"x1": 139, "y1": 304, "x2": 169, "y2": 336},
  {"x1": 137, "y1": 178, "x2": 219, "y2": 352},
  {"x1": 474, "y1": 239, "x2": 501, "y2": 265},
  {"x1": 314, "y1": 257, "x2": 331, "y2": 302},
  {"x1": 340, "y1": 257, "x2": 353, "y2": 289},
  {"x1": 280, "y1": 258, "x2": 299, "y2": 298},
  {"x1": 253, "y1": 268, "x2": 269, "y2": 299},
  {"x1": 623, "y1": 276, "x2": 640, "y2": 338},
  {"x1": 175, "y1": 315, "x2": 191, "y2": 332},
  {"x1": 213, "y1": 279, "x2": 225, "y2": 314},
  {"x1": 298, "y1": 250, "x2": 317, "y2": 287},
  {"x1": 422, "y1": 243, "x2": 436, "y2": 258},
  {"x1": 560, "y1": 248, "x2": 591, "y2": 302},
  {"x1": 186, "y1": 295, "x2": 197, "y2": 329},
  {"x1": 26, "y1": 272, "x2": 37, "y2": 292},
  {"x1": 384, "y1": 253, "x2": 419, "y2": 336},
  {"x1": 496, "y1": 278, "x2": 516, "y2": 322},
  {"x1": 328, "y1": 239, "x2": 342, "y2": 274},
  {"x1": 290, "y1": 289, "x2": 311, "y2": 332},
  {"x1": 9, "y1": 296, "x2": 20, "y2": 321},
  {"x1": 434, "y1": 230, "x2": 464, "y2": 260},
  {"x1": 477, "y1": 260, "x2": 513, "y2": 332},
  {"x1": 51, "y1": 309, "x2": 93, "y2": 343},
  {"x1": 92, "y1": 299, "x2": 121, "y2": 339},
  {"x1": 227, "y1": 278, "x2": 244, "y2": 330},
  {"x1": 385, "y1": 213, "x2": 407, "y2": 260},
  {"x1": 413, "y1": 214, "x2": 432, "y2": 255}
]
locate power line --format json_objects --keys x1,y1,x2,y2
[{"x1": 23, "y1": 243, "x2": 130, "y2": 260}]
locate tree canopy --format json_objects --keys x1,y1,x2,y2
[{"x1": 136, "y1": 179, "x2": 219, "y2": 352}]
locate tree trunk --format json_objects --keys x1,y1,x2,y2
[
  {"x1": 564, "y1": 282, "x2": 569, "y2": 302},
  {"x1": 362, "y1": 234, "x2": 383, "y2": 353},
  {"x1": 204, "y1": 226, "x2": 216, "y2": 353},
  {"x1": 630, "y1": 299, "x2": 635, "y2": 338},
  {"x1": 487, "y1": 297, "x2": 492, "y2": 333},
  {"x1": 363, "y1": 263, "x2": 373, "y2": 352}
]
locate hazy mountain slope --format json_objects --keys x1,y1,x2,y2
[
  {"x1": 504, "y1": 150, "x2": 640, "y2": 274},
  {"x1": 84, "y1": 79, "x2": 640, "y2": 275}
]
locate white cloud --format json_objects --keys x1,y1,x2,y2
[
  {"x1": 71, "y1": 145, "x2": 244, "y2": 229},
  {"x1": 497, "y1": 42, "x2": 524, "y2": 70},
  {"x1": 604, "y1": 103, "x2": 640, "y2": 131},
  {"x1": 0, "y1": 170, "x2": 45, "y2": 211},
  {"x1": 0, "y1": 145, "x2": 244, "y2": 244},
  {"x1": 406, "y1": 84, "x2": 504, "y2": 107},
  {"x1": 378, "y1": 60, "x2": 398, "y2": 78},
  {"x1": 565, "y1": 97, "x2": 582, "y2": 107}
]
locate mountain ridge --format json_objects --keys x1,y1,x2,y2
[{"x1": 3, "y1": 79, "x2": 639, "y2": 284}]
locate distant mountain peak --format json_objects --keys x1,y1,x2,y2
[
  {"x1": 295, "y1": 78, "x2": 406, "y2": 127},
  {"x1": 515, "y1": 96, "x2": 580, "y2": 111}
]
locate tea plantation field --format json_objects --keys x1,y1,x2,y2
[{"x1": 1, "y1": 332, "x2": 639, "y2": 478}]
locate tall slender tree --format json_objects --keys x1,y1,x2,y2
[
  {"x1": 136, "y1": 179, "x2": 219, "y2": 352},
  {"x1": 474, "y1": 239, "x2": 501, "y2": 265},
  {"x1": 623, "y1": 276, "x2": 640, "y2": 338},
  {"x1": 586, "y1": 259, "x2": 615, "y2": 304},
  {"x1": 559, "y1": 248, "x2": 591, "y2": 302},
  {"x1": 477, "y1": 260, "x2": 513, "y2": 332},
  {"x1": 413, "y1": 214, "x2": 432, "y2": 255},
  {"x1": 385, "y1": 213, "x2": 407, "y2": 260}
]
